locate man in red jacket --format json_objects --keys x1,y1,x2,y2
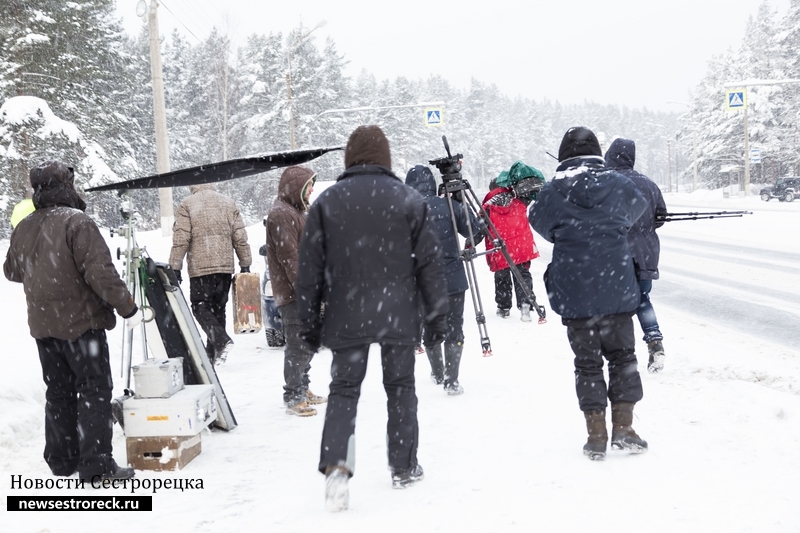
[{"x1": 483, "y1": 179, "x2": 540, "y2": 321}]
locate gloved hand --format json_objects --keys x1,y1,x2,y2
[
  {"x1": 299, "y1": 324, "x2": 322, "y2": 352},
  {"x1": 425, "y1": 314, "x2": 448, "y2": 346},
  {"x1": 125, "y1": 308, "x2": 145, "y2": 331},
  {"x1": 240, "y1": 266, "x2": 250, "y2": 273},
  {"x1": 175, "y1": 270, "x2": 183, "y2": 284}
]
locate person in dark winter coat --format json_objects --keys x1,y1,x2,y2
[
  {"x1": 605, "y1": 138, "x2": 668, "y2": 373},
  {"x1": 296, "y1": 125, "x2": 449, "y2": 510},
  {"x1": 483, "y1": 180, "x2": 540, "y2": 321},
  {"x1": 266, "y1": 165, "x2": 326, "y2": 417},
  {"x1": 529, "y1": 127, "x2": 649, "y2": 461},
  {"x1": 4, "y1": 160, "x2": 138, "y2": 484},
  {"x1": 169, "y1": 184, "x2": 252, "y2": 366},
  {"x1": 405, "y1": 164, "x2": 483, "y2": 395}
]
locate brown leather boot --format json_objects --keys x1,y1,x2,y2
[
  {"x1": 611, "y1": 402, "x2": 648, "y2": 453},
  {"x1": 583, "y1": 409, "x2": 608, "y2": 460}
]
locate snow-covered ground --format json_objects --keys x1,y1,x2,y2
[{"x1": 1, "y1": 190, "x2": 799, "y2": 532}]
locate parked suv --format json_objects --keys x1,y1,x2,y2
[{"x1": 761, "y1": 177, "x2": 800, "y2": 202}]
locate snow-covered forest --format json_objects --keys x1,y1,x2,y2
[{"x1": 2, "y1": 0, "x2": 800, "y2": 237}]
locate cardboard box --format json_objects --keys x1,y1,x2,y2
[
  {"x1": 126, "y1": 434, "x2": 201, "y2": 471},
  {"x1": 232, "y1": 272, "x2": 262, "y2": 334},
  {"x1": 122, "y1": 384, "x2": 217, "y2": 437},
  {"x1": 132, "y1": 357, "x2": 184, "y2": 399}
]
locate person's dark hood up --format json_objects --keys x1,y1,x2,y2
[
  {"x1": 344, "y1": 125, "x2": 391, "y2": 169},
  {"x1": 30, "y1": 160, "x2": 86, "y2": 211},
  {"x1": 404, "y1": 165, "x2": 437, "y2": 197},
  {"x1": 277, "y1": 165, "x2": 316, "y2": 211},
  {"x1": 605, "y1": 138, "x2": 636, "y2": 170},
  {"x1": 551, "y1": 127, "x2": 618, "y2": 210}
]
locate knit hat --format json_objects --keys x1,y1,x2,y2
[
  {"x1": 557, "y1": 127, "x2": 602, "y2": 162},
  {"x1": 344, "y1": 125, "x2": 391, "y2": 169}
]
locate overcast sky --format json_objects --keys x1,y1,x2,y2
[{"x1": 117, "y1": 0, "x2": 791, "y2": 112}]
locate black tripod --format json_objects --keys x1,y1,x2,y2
[{"x1": 429, "y1": 136, "x2": 546, "y2": 357}]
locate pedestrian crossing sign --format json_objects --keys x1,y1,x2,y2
[
  {"x1": 425, "y1": 108, "x2": 443, "y2": 127},
  {"x1": 726, "y1": 89, "x2": 747, "y2": 110}
]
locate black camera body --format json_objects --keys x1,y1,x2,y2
[{"x1": 429, "y1": 136, "x2": 463, "y2": 182}]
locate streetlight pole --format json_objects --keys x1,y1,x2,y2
[
  {"x1": 666, "y1": 100, "x2": 699, "y2": 192},
  {"x1": 666, "y1": 140, "x2": 672, "y2": 193},
  {"x1": 724, "y1": 78, "x2": 800, "y2": 197},
  {"x1": 286, "y1": 21, "x2": 326, "y2": 149}
]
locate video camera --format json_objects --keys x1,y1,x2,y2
[
  {"x1": 429, "y1": 136, "x2": 463, "y2": 181},
  {"x1": 430, "y1": 136, "x2": 466, "y2": 200},
  {"x1": 511, "y1": 177, "x2": 544, "y2": 200}
]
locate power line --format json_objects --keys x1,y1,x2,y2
[
  {"x1": 169, "y1": 0, "x2": 220, "y2": 36},
  {"x1": 159, "y1": 0, "x2": 204, "y2": 43}
]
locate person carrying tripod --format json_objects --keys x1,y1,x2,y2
[
  {"x1": 483, "y1": 162, "x2": 544, "y2": 322},
  {"x1": 406, "y1": 164, "x2": 484, "y2": 395},
  {"x1": 605, "y1": 137, "x2": 668, "y2": 373}
]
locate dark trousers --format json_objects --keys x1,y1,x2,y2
[
  {"x1": 279, "y1": 301, "x2": 315, "y2": 405},
  {"x1": 423, "y1": 292, "x2": 465, "y2": 382},
  {"x1": 319, "y1": 343, "x2": 419, "y2": 476},
  {"x1": 190, "y1": 273, "x2": 233, "y2": 359},
  {"x1": 563, "y1": 313, "x2": 644, "y2": 412},
  {"x1": 36, "y1": 329, "x2": 115, "y2": 480},
  {"x1": 494, "y1": 262, "x2": 532, "y2": 310}
]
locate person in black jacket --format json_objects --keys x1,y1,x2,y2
[
  {"x1": 296, "y1": 125, "x2": 449, "y2": 511},
  {"x1": 605, "y1": 138, "x2": 668, "y2": 373},
  {"x1": 405, "y1": 164, "x2": 483, "y2": 395},
  {"x1": 529, "y1": 127, "x2": 649, "y2": 461}
]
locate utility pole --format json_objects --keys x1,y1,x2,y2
[
  {"x1": 666, "y1": 140, "x2": 672, "y2": 193},
  {"x1": 146, "y1": 0, "x2": 173, "y2": 235}
]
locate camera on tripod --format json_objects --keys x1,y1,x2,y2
[{"x1": 430, "y1": 136, "x2": 466, "y2": 200}]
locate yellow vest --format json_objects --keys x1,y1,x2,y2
[{"x1": 10, "y1": 198, "x2": 35, "y2": 229}]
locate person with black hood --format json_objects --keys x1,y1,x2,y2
[
  {"x1": 605, "y1": 138, "x2": 668, "y2": 373},
  {"x1": 4, "y1": 161, "x2": 139, "y2": 484},
  {"x1": 528, "y1": 127, "x2": 649, "y2": 461},
  {"x1": 266, "y1": 165, "x2": 326, "y2": 417},
  {"x1": 405, "y1": 164, "x2": 483, "y2": 395},
  {"x1": 296, "y1": 126, "x2": 449, "y2": 511}
]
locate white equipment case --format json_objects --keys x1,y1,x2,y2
[
  {"x1": 132, "y1": 357, "x2": 184, "y2": 399},
  {"x1": 122, "y1": 384, "x2": 217, "y2": 438}
]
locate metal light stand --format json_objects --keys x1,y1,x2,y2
[{"x1": 111, "y1": 193, "x2": 154, "y2": 392}]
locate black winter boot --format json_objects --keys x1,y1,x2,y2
[
  {"x1": 611, "y1": 402, "x2": 648, "y2": 453},
  {"x1": 443, "y1": 342, "x2": 464, "y2": 395},
  {"x1": 583, "y1": 409, "x2": 608, "y2": 460},
  {"x1": 425, "y1": 343, "x2": 445, "y2": 385}
]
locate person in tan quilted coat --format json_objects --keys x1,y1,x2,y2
[{"x1": 169, "y1": 183, "x2": 252, "y2": 365}]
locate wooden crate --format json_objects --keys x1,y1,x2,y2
[
  {"x1": 126, "y1": 434, "x2": 201, "y2": 471},
  {"x1": 232, "y1": 272, "x2": 262, "y2": 334}
]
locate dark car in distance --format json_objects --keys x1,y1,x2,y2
[{"x1": 761, "y1": 177, "x2": 800, "y2": 202}]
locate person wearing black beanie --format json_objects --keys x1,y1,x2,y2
[
  {"x1": 529, "y1": 127, "x2": 650, "y2": 461},
  {"x1": 295, "y1": 126, "x2": 449, "y2": 510}
]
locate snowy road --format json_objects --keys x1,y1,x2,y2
[{"x1": 655, "y1": 196, "x2": 800, "y2": 353}]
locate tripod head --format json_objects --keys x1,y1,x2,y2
[{"x1": 429, "y1": 136, "x2": 463, "y2": 182}]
